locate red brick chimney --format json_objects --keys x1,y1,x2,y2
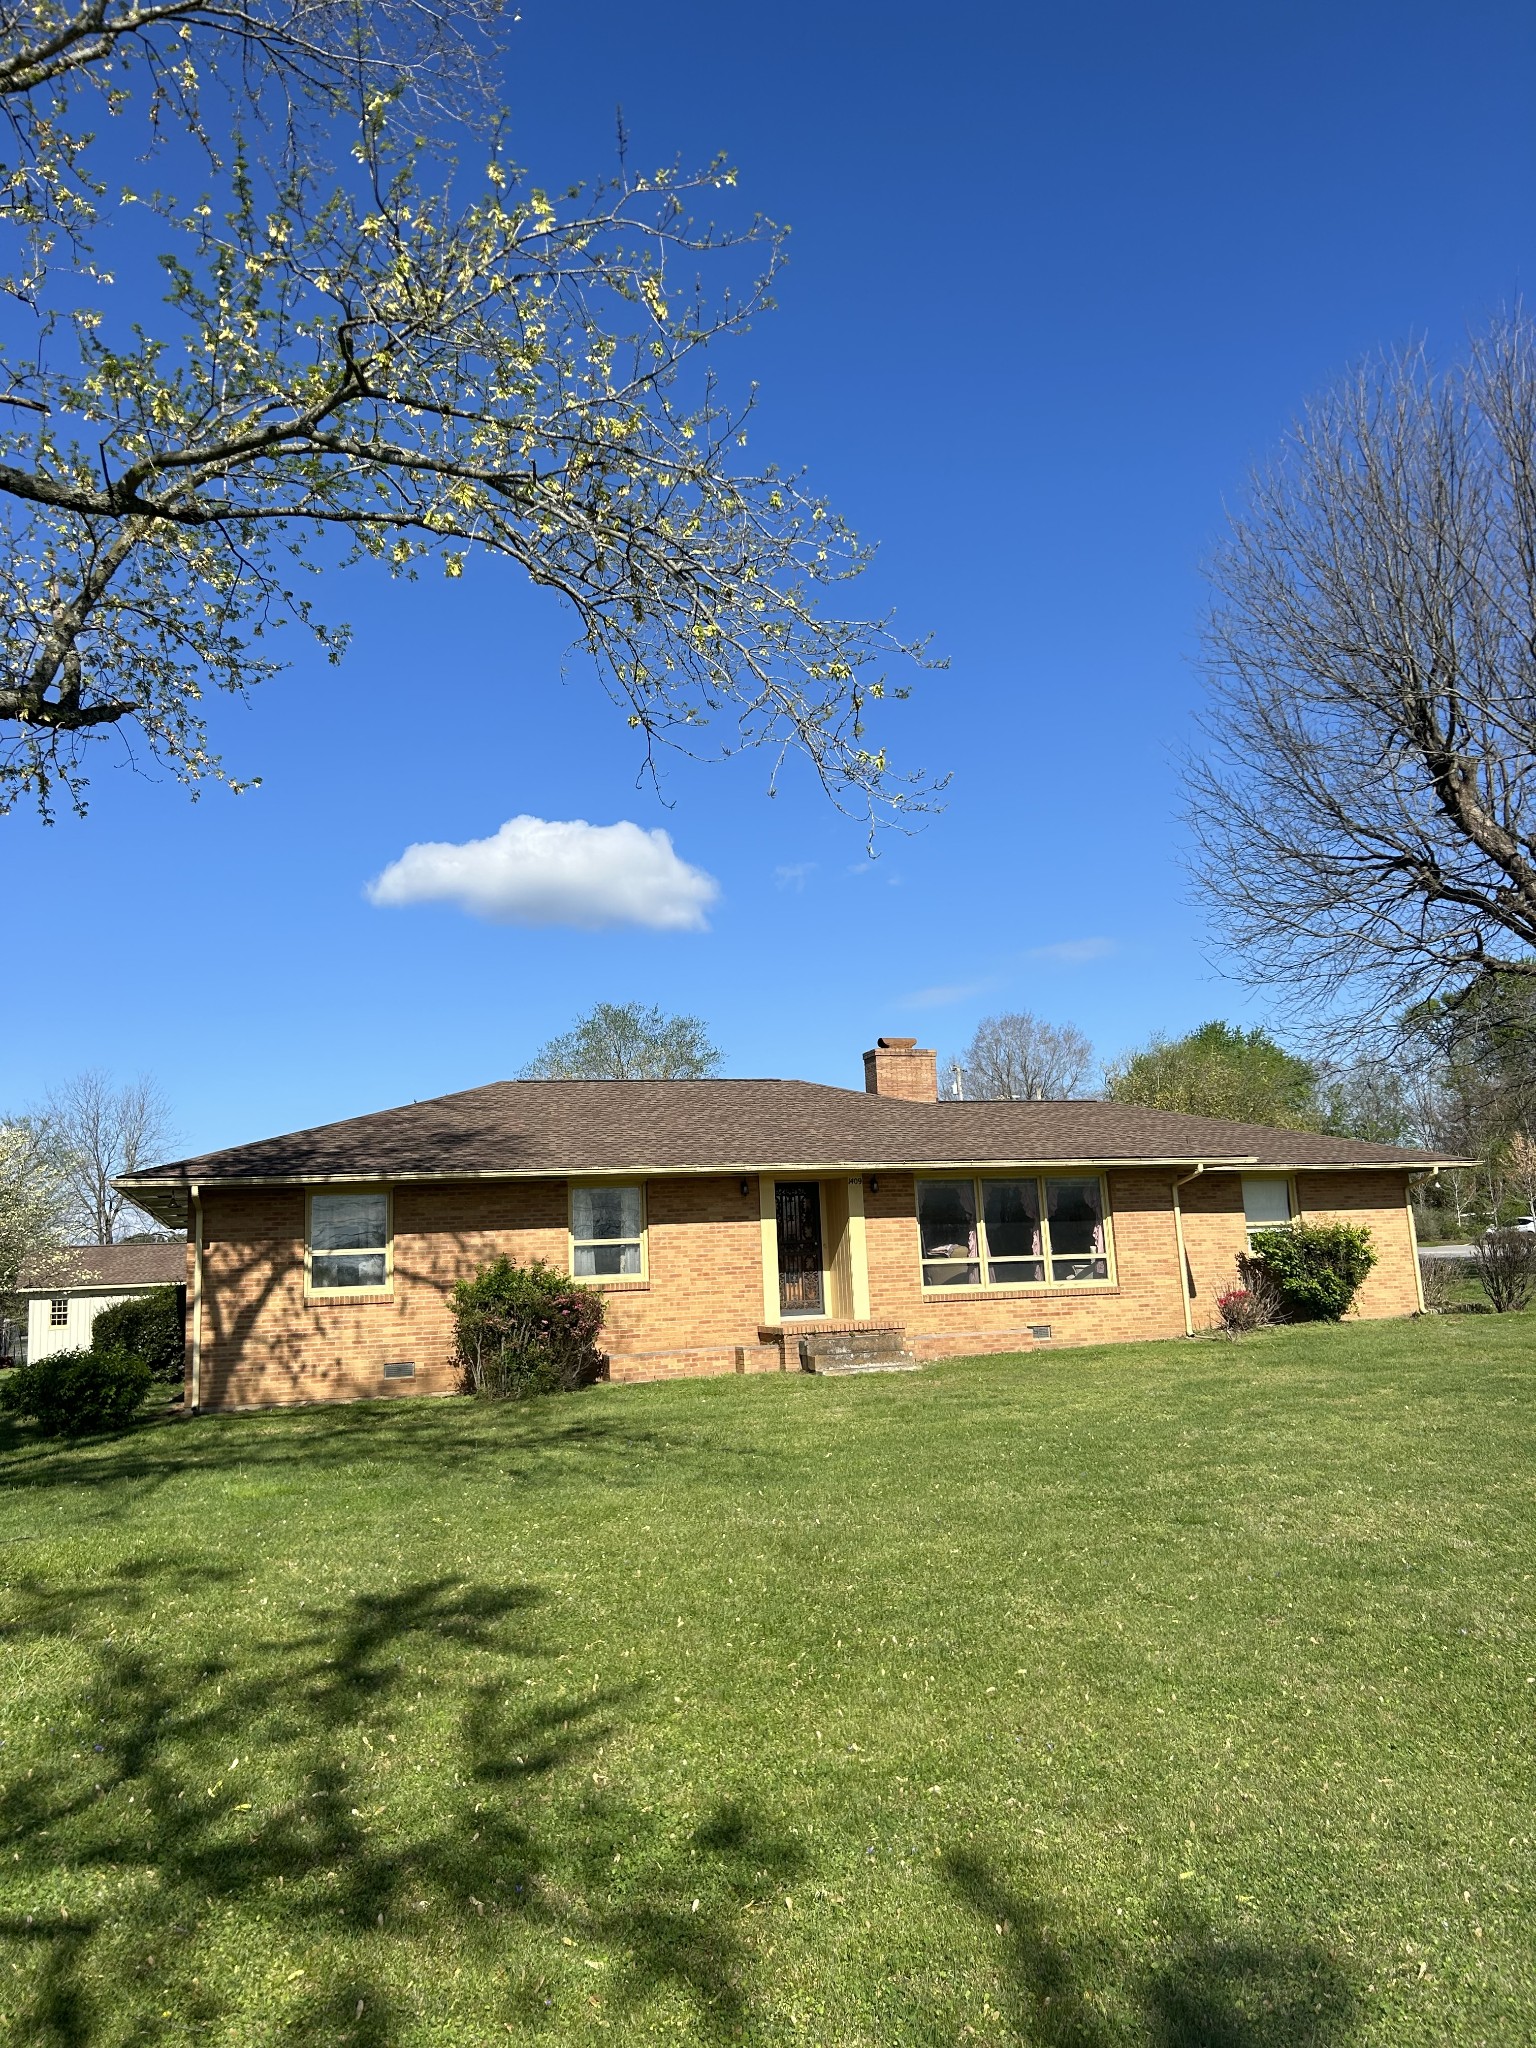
[{"x1": 862, "y1": 1037, "x2": 938, "y2": 1102}]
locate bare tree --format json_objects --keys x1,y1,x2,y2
[
  {"x1": 1188, "y1": 313, "x2": 1536, "y2": 1035},
  {"x1": 41, "y1": 1072, "x2": 174, "y2": 1242},
  {"x1": 520, "y1": 1003, "x2": 721, "y2": 1081},
  {"x1": 954, "y1": 1011, "x2": 1094, "y2": 1101}
]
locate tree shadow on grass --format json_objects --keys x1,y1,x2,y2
[
  {"x1": 0, "y1": 1555, "x2": 801, "y2": 2045},
  {"x1": 943, "y1": 1851, "x2": 1359, "y2": 2048},
  {"x1": 0, "y1": 1395, "x2": 780, "y2": 1529}
]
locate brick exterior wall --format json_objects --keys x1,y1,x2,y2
[{"x1": 189, "y1": 1165, "x2": 1423, "y2": 1409}]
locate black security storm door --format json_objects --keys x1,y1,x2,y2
[{"x1": 775, "y1": 1181, "x2": 825, "y2": 1316}]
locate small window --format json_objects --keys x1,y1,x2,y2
[
  {"x1": 571, "y1": 1184, "x2": 644, "y2": 1277},
  {"x1": 308, "y1": 1191, "x2": 390, "y2": 1292},
  {"x1": 49, "y1": 1296, "x2": 69, "y2": 1327},
  {"x1": 1242, "y1": 1176, "x2": 1292, "y2": 1243}
]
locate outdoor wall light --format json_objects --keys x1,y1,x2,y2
[
  {"x1": 740, "y1": 1178, "x2": 751, "y2": 1197},
  {"x1": 869, "y1": 1176, "x2": 880, "y2": 1194}
]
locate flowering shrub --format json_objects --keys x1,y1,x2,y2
[
  {"x1": 1215, "y1": 1285, "x2": 1274, "y2": 1336},
  {"x1": 451, "y1": 1257, "x2": 608, "y2": 1399}
]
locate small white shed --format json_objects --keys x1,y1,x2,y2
[{"x1": 19, "y1": 1242, "x2": 186, "y2": 1363}]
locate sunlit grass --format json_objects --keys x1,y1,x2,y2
[{"x1": 1, "y1": 1315, "x2": 1533, "y2": 2045}]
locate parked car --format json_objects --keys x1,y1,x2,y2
[{"x1": 1484, "y1": 1215, "x2": 1536, "y2": 1237}]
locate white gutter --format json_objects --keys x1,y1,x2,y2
[
  {"x1": 190, "y1": 1184, "x2": 204, "y2": 1416},
  {"x1": 1171, "y1": 1164, "x2": 1206, "y2": 1338}
]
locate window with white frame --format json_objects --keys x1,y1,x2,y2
[
  {"x1": 308, "y1": 1191, "x2": 390, "y2": 1291},
  {"x1": 571, "y1": 1184, "x2": 644, "y2": 1277},
  {"x1": 916, "y1": 1174, "x2": 1111, "y2": 1289},
  {"x1": 49, "y1": 1296, "x2": 69, "y2": 1326},
  {"x1": 1241, "y1": 1176, "x2": 1292, "y2": 1244}
]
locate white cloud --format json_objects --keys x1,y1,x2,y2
[
  {"x1": 366, "y1": 815, "x2": 720, "y2": 932},
  {"x1": 1028, "y1": 936, "x2": 1116, "y2": 964},
  {"x1": 895, "y1": 978, "x2": 997, "y2": 1009}
]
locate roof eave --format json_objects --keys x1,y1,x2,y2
[{"x1": 115, "y1": 1150, "x2": 1444, "y2": 1197}]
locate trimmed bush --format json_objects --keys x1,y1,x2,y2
[
  {"x1": 451, "y1": 1257, "x2": 608, "y2": 1399},
  {"x1": 91, "y1": 1284, "x2": 186, "y2": 1381},
  {"x1": 1245, "y1": 1223, "x2": 1378, "y2": 1322},
  {"x1": 0, "y1": 1348, "x2": 153, "y2": 1436}
]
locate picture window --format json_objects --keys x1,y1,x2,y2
[{"x1": 916, "y1": 1174, "x2": 1111, "y2": 1290}]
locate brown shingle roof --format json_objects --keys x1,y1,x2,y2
[
  {"x1": 117, "y1": 1078, "x2": 1447, "y2": 1225},
  {"x1": 18, "y1": 1241, "x2": 185, "y2": 1293}
]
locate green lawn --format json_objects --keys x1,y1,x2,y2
[{"x1": 1, "y1": 1319, "x2": 1533, "y2": 2047}]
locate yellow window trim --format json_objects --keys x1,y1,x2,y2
[
  {"x1": 915, "y1": 1170, "x2": 1118, "y2": 1294},
  {"x1": 305, "y1": 1184, "x2": 393, "y2": 1300},
  {"x1": 567, "y1": 1176, "x2": 649, "y2": 1285}
]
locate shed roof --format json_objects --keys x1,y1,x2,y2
[
  {"x1": 116, "y1": 1078, "x2": 1447, "y2": 1227},
  {"x1": 19, "y1": 1241, "x2": 186, "y2": 1293}
]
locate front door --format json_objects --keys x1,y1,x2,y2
[{"x1": 775, "y1": 1181, "x2": 825, "y2": 1317}]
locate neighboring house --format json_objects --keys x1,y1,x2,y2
[
  {"x1": 116, "y1": 1038, "x2": 1451, "y2": 1414},
  {"x1": 18, "y1": 1241, "x2": 187, "y2": 1364}
]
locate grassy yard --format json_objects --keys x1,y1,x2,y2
[{"x1": 1, "y1": 1320, "x2": 1532, "y2": 2048}]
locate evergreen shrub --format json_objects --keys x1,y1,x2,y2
[
  {"x1": 1244, "y1": 1224, "x2": 1377, "y2": 1322},
  {"x1": 1, "y1": 1348, "x2": 153, "y2": 1435},
  {"x1": 91, "y1": 1285, "x2": 185, "y2": 1381}
]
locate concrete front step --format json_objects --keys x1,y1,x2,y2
[
  {"x1": 796, "y1": 1324, "x2": 918, "y2": 1375},
  {"x1": 812, "y1": 1358, "x2": 923, "y2": 1375}
]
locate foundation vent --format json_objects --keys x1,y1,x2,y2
[
  {"x1": 1028, "y1": 1325, "x2": 1053, "y2": 1342},
  {"x1": 382, "y1": 1360, "x2": 416, "y2": 1379}
]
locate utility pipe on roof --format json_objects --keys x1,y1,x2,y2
[{"x1": 1171, "y1": 1164, "x2": 1206, "y2": 1338}]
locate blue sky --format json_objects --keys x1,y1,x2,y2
[{"x1": 8, "y1": 0, "x2": 1536, "y2": 1158}]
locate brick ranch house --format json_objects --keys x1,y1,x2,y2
[{"x1": 117, "y1": 1038, "x2": 1449, "y2": 1413}]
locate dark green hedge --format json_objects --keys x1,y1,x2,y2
[
  {"x1": 1, "y1": 1348, "x2": 153, "y2": 1436},
  {"x1": 91, "y1": 1284, "x2": 185, "y2": 1381}
]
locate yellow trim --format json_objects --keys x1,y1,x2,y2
[
  {"x1": 759, "y1": 1177, "x2": 778, "y2": 1324},
  {"x1": 1406, "y1": 1187, "x2": 1426, "y2": 1312},
  {"x1": 823, "y1": 1177, "x2": 853, "y2": 1318},
  {"x1": 914, "y1": 1171, "x2": 1118, "y2": 1295},
  {"x1": 190, "y1": 1183, "x2": 203, "y2": 1413},
  {"x1": 305, "y1": 1185, "x2": 393, "y2": 1300},
  {"x1": 846, "y1": 1176, "x2": 871, "y2": 1320},
  {"x1": 567, "y1": 1177, "x2": 649, "y2": 1284},
  {"x1": 1171, "y1": 1164, "x2": 1205, "y2": 1337}
]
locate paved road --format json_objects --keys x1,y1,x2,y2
[{"x1": 1419, "y1": 1243, "x2": 1475, "y2": 1260}]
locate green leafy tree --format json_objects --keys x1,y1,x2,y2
[
  {"x1": 1104, "y1": 1021, "x2": 1320, "y2": 1127},
  {"x1": 0, "y1": 6, "x2": 931, "y2": 821},
  {"x1": 521, "y1": 1002, "x2": 721, "y2": 1081}
]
